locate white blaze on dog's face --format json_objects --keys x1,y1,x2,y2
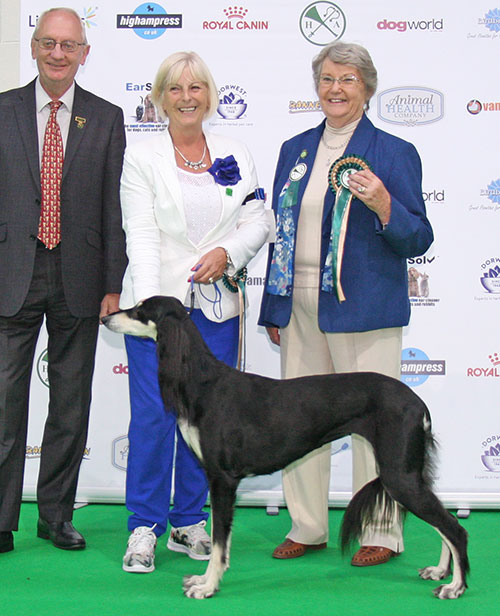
[{"x1": 104, "y1": 301, "x2": 158, "y2": 339}]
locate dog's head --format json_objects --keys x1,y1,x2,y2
[{"x1": 102, "y1": 296, "x2": 188, "y2": 339}]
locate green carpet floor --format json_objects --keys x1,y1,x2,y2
[{"x1": 1, "y1": 503, "x2": 496, "y2": 615}]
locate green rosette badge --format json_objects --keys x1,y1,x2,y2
[{"x1": 323, "y1": 154, "x2": 372, "y2": 302}]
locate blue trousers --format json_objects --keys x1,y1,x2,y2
[{"x1": 124, "y1": 309, "x2": 238, "y2": 537}]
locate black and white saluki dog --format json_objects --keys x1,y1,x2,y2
[{"x1": 103, "y1": 296, "x2": 469, "y2": 600}]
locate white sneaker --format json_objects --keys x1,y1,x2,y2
[
  {"x1": 122, "y1": 526, "x2": 157, "y2": 573},
  {"x1": 167, "y1": 520, "x2": 211, "y2": 561}
]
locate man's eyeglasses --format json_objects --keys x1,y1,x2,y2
[
  {"x1": 319, "y1": 75, "x2": 362, "y2": 88},
  {"x1": 34, "y1": 38, "x2": 86, "y2": 53}
]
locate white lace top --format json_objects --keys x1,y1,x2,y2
[{"x1": 178, "y1": 168, "x2": 222, "y2": 245}]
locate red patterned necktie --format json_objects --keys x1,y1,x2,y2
[{"x1": 38, "y1": 100, "x2": 63, "y2": 249}]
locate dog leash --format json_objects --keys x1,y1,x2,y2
[{"x1": 188, "y1": 265, "x2": 246, "y2": 371}]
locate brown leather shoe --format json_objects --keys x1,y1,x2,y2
[
  {"x1": 272, "y1": 538, "x2": 327, "y2": 559},
  {"x1": 351, "y1": 545, "x2": 398, "y2": 566}
]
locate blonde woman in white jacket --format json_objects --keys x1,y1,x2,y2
[{"x1": 119, "y1": 51, "x2": 269, "y2": 574}]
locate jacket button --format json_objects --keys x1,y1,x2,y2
[{"x1": 30, "y1": 234, "x2": 37, "y2": 241}]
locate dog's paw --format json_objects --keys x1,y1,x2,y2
[
  {"x1": 183, "y1": 575, "x2": 218, "y2": 599},
  {"x1": 432, "y1": 582, "x2": 466, "y2": 600},
  {"x1": 418, "y1": 565, "x2": 450, "y2": 581}
]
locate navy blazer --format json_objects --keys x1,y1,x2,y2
[
  {"x1": 259, "y1": 114, "x2": 434, "y2": 333},
  {"x1": 0, "y1": 80, "x2": 127, "y2": 317}
]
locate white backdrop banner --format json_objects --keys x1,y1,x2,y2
[{"x1": 18, "y1": 0, "x2": 500, "y2": 508}]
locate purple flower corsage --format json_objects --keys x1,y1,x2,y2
[{"x1": 208, "y1": 155, "x2": 241, "y2": 186}]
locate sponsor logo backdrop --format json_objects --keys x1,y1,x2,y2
[{"x1": 19, "y1": 0, "x2": 500, "y2": 508}]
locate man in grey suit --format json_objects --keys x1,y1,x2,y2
[{"x1": 0, "y1": 7, "x2": 127, "y2": 553}]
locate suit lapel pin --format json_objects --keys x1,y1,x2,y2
[{"x1": 74, "y1": 116, "x2": 87, "y2": 129}]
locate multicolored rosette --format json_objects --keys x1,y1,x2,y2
[{"x1": 322, "y1": 154, "x2": 372, "y2": 302}]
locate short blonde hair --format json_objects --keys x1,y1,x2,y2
[{"x1": 151, "y1": 51, "x2": 218, "y2": 121}]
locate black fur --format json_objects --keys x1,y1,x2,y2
[{"x1": 103, "y1": 296, "x2": 469, "y2": 600}]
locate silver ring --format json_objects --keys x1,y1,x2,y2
[
  {"x1": 208, "y1": 277, "x2": 214, "y2": 284},
  {"x1": 358, "y1": 185, "x2": 366, "y2": 193}
]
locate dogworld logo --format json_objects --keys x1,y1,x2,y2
[
  {"x1": 376, "y1": 18, "x2": 443, "y2": 32},
  {"x1": 116, "y1": 2, "x2": 182, "y2": 39}
]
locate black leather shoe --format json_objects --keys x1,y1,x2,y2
[
  {"x1": 37, "y1": 518, "x2": 86, "y2": 550},
  {"x1": 0, "y1": 531, "x2": 14, "y2": 553}
]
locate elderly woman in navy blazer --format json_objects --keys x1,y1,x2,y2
[
  {"x1": 259, "y1": 41, "x2": 433, "y2": 566},
  {"x1": 119, "y1": 51, "x2": 269, "y2": 573}
]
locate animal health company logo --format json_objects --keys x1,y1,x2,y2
[
  {"x1": 467, "y1": 352, "x2": 500, "y2": 378},
  {"x1": 401, "y1": 348, "x2": 445, "y2": 387},
  {"x1": 116, "y1": 3, "x2": 182, "y2": 39},
  {"x1": 112, "y1": 435, "x2": 129, "y2": 471},
  {"x1": 480, "y1": 434, "x2": 500, "y2": 472},
  {"x1": 476, "y1": 258, "x2": 500, "y2": 299},
  {"x1": 467, "y1": 99, "x2": 500, "y2": 114},
  {"x1": 377, "y1": 87, "x2": 444, "y2": 127},
  {"x1": 408, "y1": 255, "x2": 439, "y2": 308},
  {"x1": 376, "y1": 18, "x2": 443, "y2": 33},
  {"x1": 299, "y1": 2, "x2": 346, "y2": 46},
  {"x1": 202, "y1": 6, "x2": 269, "y2": 31}
]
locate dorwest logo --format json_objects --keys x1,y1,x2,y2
[
  {"x1": 203, "y1": 6, "x2": 269, "y2": 31},
  {"x1": 481, "y1": 434, "x2": 500, "y2": 472},
  {"x1": 377, "y1": 18, "x2": 443, "y2": 32}
]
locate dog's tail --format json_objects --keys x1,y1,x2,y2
[{"x1": 340, "y1": 478, "x2": 403, "y2": 553}]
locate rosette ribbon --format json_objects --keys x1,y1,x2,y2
[
  {"x1": 321, "y1": 154, "x2": 372, "y2": 302},
  {"x1": 266, "y1": 153, "x2": 308, "y2": 296}
]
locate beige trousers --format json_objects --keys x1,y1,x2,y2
[{"x1": 280, "y1": 287, "x2": 404, "y2": 552}]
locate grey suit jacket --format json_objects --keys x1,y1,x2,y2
[{"x1": 0, "y1": 79, "x2": 127, "y2": 317}]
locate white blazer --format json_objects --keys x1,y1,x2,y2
[{"x1": 119, "y1": 129, "x2": 270, "y2": 321}]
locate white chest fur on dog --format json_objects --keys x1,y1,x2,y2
[{"x1": 178, "y1": 419, "x2": 204, "y2": 463}]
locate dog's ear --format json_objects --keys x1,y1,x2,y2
[{"x1": 138, "y1": 296, "x2": 188, "y2": 324}]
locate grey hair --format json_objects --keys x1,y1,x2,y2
[
  {"x1": 32, "y1": 7, "x2": 88, "y2": 45},
  {"x1": 151, "y1": 51, "x2": 219, "y2": 121},
  {"x1": 312, "y1": 41, "x2": 377, "y2": 106}
]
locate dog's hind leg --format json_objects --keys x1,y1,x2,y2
[
  {"x1": 419, "y1": 538, "x2": 451, "y2": 581},
  {"x1": 421, "y1": 530, "x2": 468, "y2": 600},
  {"x1": 183, "y1": 477, "x2": 237, "y2": 599},
  {"x1": 384, "y1": 480, "x2": 469, "y2": 600}
]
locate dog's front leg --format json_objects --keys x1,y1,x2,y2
[
  {"x1": 183, "y1": 544, "x2": 225, "y2": 599},
  {"x1": 183, "y1": 477, "x2": 237, "y2": 599}
]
